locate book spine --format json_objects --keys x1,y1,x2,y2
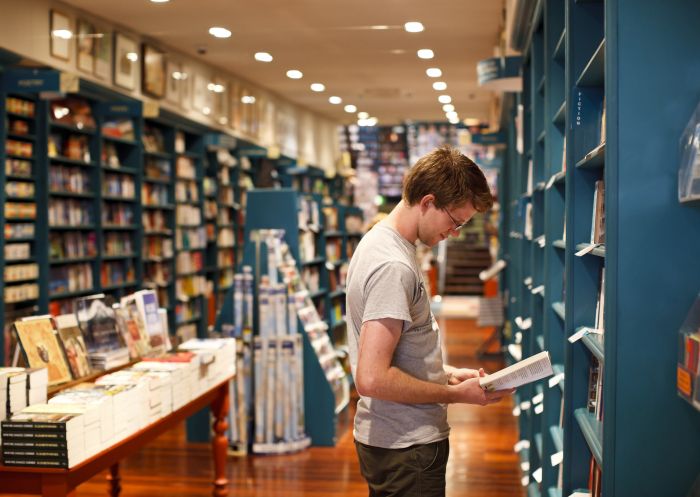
[
  {"x1": 1, "y1": 422, "x2": 68, "y2": 432},
  {"x1": 2, "y1": 439, "x2": 69, "y2": 449},
  {"x1": 1, "y1": 457, "x2": 68, "y2": 468}
]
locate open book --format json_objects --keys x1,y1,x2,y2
[{"x1": 479, "y1": 350, "x2": 553, "y2": 391}]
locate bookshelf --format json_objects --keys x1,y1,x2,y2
[
  {"x1": 502, "y1": 1, "x2": 700, "y2": 496},
  {"x1": 234, "y1": 188, "x2": 349, "y2": 447},
  {"x1": 0, "y1": 91, "x2": 41, "y2": 362}
]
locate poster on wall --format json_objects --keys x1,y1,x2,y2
[
  {"x1": 113, "y1": 32, "x2": 138, "y2": 91},
  {"x1": 76, "y1": 19, "x2": 95, "y2": 73},
  {"x1": 93, "y1": 26, "x2": 111, "y2": 80},
  {"x1": 49, "y1": 10, "x2": 71, "y2": 61},
  {"x1": 142, "y1": 44, "x2": 166, "y2": 99},
  {"x1": 165, "y1": 60, "x2": 181, "y2": 105}
]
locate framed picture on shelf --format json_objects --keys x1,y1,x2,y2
[
  {"x1": 49, "y1": 10, "x2": 71, "y2": 61},
  {"x1": 142, "y1": 43, "x2": 166, "y2": 98},
  {"x1": 165, "y1": 59, "x2": 181, "y2": 105},
  {"x1": 113, "y1": 32, "x2": 138, "y2": 91},
  {"x1": 76, "y1": 19, "x2": 95, "y2": 73},
  {"x1": 93, "y1": 25, "x2": 111, "y2": 80},
  {"x1": 193, "y1": 73, "x2": 209, "y2": 113}
]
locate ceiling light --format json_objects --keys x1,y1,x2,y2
[
  {"x1": 172, "y1": 71, "x2": 184, "y2": 80},
  {"x1": 208, "y1": 27, "x2": 232, "y2": 39},
  {"x1": 463, "y1": 117, "x2": 481, "y2": 126},
  {"x1": 344, "y1": 104, "x2": 357, "y2": 113},
  {"x1": 367, "y1": 117, "x2": 378, "y2": 126},
  {"x1": 446, "y1": 111, "x2": 458, "y2": 120},
  {"x1": 442, "y1": 104, "x2": 455, "y2": 112},
  {"x1": 254, "y1": 52, "x2": 273, "y2": 62},
  {"x1": 417, "y1": 49, "x2": 434, "y2": 59},
  {"x1": 426, "y1": 67, "x2": 442, "y2": 78},
  {"x1": 448, "y1": 116, "x2": 460, "y2": 124},
  {"x1": 404, "y1": 22, "x2": 424, "y2": 33},
  {"x1": 390, "y1": 49, "x2": 406, "y2": 55},
  {"x1": 370, "y1": 25, "x2": 390, "y2": 30},
  {"x1": 202, "y1": 107, "x2": 211, "y2": 115},
  {"x1": 126, "y1": 52, "x2": 138, "y2": 62},
  {"x1": 241, "y1": 95, "x2": 256, "y2": 104},
  {"x1": 150, "y1": 0, "x2": 170, "y2": 3},
  {"x1": 310, "y1": 83, "x2": 325, "y2": 92},
  {"x1": 207, "y1": 83, "x2": 225, "y2": 93},
  {"x1": 438, "y1": 95, "x2": 452, "y2": 104},
  {"x1": 432, "y1": 81, "x2": 447, "y2": 91},
  {"x1": 329, "y1": 96, "x2": 342, "y2": 105},
  {"x1": 286, "y1": 69, "x2": 303, "y2": 79},
  {"x1": 219, "y1": 117, "x2": 228, "y2": 125},
  {"x1": 358, "y1": 111, "x2": 369, "y2": 119},
  {"x1": 52, "y1": 29, "x2": 73, "y2": 40}
]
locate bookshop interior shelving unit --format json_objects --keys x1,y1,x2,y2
[
  {"x1": 236, "y1": 188, "x2": 350, "y2": 447},
  {"x1": 501, "y1": 1, "x2": 700, "y2": 496}
]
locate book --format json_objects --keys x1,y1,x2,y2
[
  {"x1": 75, "y1": 294, "x2": 124, "y2": 354},
  {"x1": 55, "y1": 313, "x2": 92, "y2": 380},
  {"x1": 13, "y1": 317, "x2": 72, "y2": 386},
  {"x1": 479, "y1": 351, "x2": 554, "y2": 391}
]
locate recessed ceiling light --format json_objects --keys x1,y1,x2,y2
[
  {"x1": 438, "y1": 95, "x2": 452, "y2": 104},
  {"x1": 442, "y1": 104, "x2": 455, "y2": 112},
  {"x1": 367, "y1": 117, "x2": 378, "y2": 126},
  {"x1": 463, "y1": 117, "x2": 481, "y2": 126},
  {"x1": 417, "y1": 49, "x2": 434, "y2": 59},
  {"x1": 126, "y1": 52, "x2": 138, "y2": 62},
  {"x1": 329, "y1": 96, "x2": 343, "y2": 105},
  {"x1": 404, "y1": 21, "x2": 424, "y2": 33},
  {"x1": 254, "y1": 52, "x2": 273, "y2": 62},
  {"x1": 310, "y1": 83, "x2": 325, "y2": 92},
  {"x1": 208, "y1": 27, "x2": 231, "y2": 39},
  {"x1": 448, "y1": 116, "x2": 460, "y2": 124},
  {"x1": 344, "y1": 104, "x2": 357, "y2": 113},
  {"x1": 150, "y1": 0, "x2": 170, "y2": 3},
  {"x1": 370, "y1": 25, "x2": 390, "y2": 30},
  {"x1": 286, "y1": 69, "x2": 303, "y2": 79},
  {"x1": 426, "y1": 67, "x2": 442, "y2": 78},
  {"x1": 433, "y1": 81, "x2": 447, "y2": 91},
  {"x1": 241, "y1": 95, "x2": 256, "y2": 104},
  {"x1": 446, "y1": 111, "x2": 458, "y2": 120},
  {"x1": 358, "y1": 111, "x2": 369, "y2": 119},
  {"x1": 202, "y1": 107, "x2": 211, "y2": 115}
]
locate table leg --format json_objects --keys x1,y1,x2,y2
[
  {"x1": 211, "y1": 382, "x2": 230, "y2": 497},
  {"x1": 107, "y1": 462, "x2": 122, "y2": 497},
  {"x1": 41, "y1": 475, "x2": 76, "y2": 497}
]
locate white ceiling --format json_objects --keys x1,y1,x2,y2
[{"x1": 61, "y1": 0, "x2": 504, "y2": 126}]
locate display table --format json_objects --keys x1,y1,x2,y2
[{"x1": 0, "y1": 376, "x2": 232, "y2": 497}]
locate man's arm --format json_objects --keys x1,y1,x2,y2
[{"x1": 355, "y1": 317, "x2": 509, "y2": 406}]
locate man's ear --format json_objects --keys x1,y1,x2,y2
[{"x1": 420, "y1": 194, "x2": 435, "y2": 210}]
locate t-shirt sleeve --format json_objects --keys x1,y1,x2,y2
[{"x1": 361, "y1": 261, "x2": 416, "y2": 327}]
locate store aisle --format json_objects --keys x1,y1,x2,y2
[{"x1": 71, "y1": 319, "x2": 523, "y2": 497}]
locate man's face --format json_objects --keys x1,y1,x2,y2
[{"x1": 418, "y1": 200, "x2": 477, "y2": 247}]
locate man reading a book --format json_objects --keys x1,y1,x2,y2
[{"x1": 346, "y1": 145, "x2": 513, "y2": 497}]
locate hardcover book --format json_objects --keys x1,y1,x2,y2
[
  {"x1": 14, "y1": 317, "x2": 72, "y2": 386},
  {"x1": 55, "y1": 313, "x2": 92, "y2": 380},
  {"x1": 75, "y1": 294, "x2": 125, "y2": 354}
]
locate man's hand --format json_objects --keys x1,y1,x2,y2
[
  {"x1": 447, "y1": 367, "x2": 485, "y2": 385},
  {"x1": 449, "y1": 377, "x2": 515, "y2": 406}
]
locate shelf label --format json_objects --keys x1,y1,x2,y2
[
  {"x1": 520, "y1": 461, "x2": 530, "y2": 472},
  {"x1": 521, "y1": 475, "x2": 530, "y2": 487},
  {"x1": 551, "y1": 451, "x2": 564, "y2": 467},
  {"x1": 537, "y1": 236, "x2": 546, "y2": 248},
  {"x1": 569, "y1": 493, "x2": 591, "y2": 497},
  {"x1": 512, "y1": 405, "x2": 522, "y2": 417},
  {"x1": 514, "y1": 440, "x2": 530, "y2": 453},
  {"x1": 549, "y1": 372, "x2": 565, "y2": 388},
  {"x1": 546, "y1": 174, "x2": 558, "y2": 189},
  {"x1": 532, "y1": 392, "x2": 544, "y2": 405},
  {"x1": 575, "y1": 243, "x2": 599, "y2": 257},
  {"x1": 524, "y1": 276, "x2": 533, "y2": 286},
  {"x1": 521, "y1": 318, "x2": 532, "y2": 330},
  {"x1": 515, "y1": 331, "x2": 523, "y2": 344},
  {"x1": 534, "y1": 403, "x2": 544, "y2": 414},
  {"x1": 532, "y1": 285, "x2": 545, "y2": 295},
  {"x1": 520, "y1": 400, "x2": 531, "y2": 411},
  {"x1": 532, "y1": 467, "x2": 543, "y2": 483},
  {"x1": 568, "y1": 327, "x2": 602, "y2": 343}
]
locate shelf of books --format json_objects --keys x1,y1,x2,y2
[
  {"x1": 142, "y1": 118, "x2": 175, "y2": 333},
  {"x1": 501, "y1": 1, "x2": 700, "y2": 496},
  {"x1": 173, "y1": 127, "x2": 207, "y2": 342},
  {"x1": 0, "y1": 92, "x2": 41, "y2": 362}
]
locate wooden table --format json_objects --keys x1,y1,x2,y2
[{"x1": 0, "y1": 377, "x2": 232, "y2": 497}]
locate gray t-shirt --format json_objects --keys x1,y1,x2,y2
[{"x1": 346, "y1": 223, "x2": 449, "y2": 449}]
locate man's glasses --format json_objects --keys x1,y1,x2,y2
[{"x1": 443, "y1": 208, "x2": 467, "y2": 231}]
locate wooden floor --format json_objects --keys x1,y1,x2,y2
[{"x1": 14, "y1": 319, "x2": 525, "y2": 497}]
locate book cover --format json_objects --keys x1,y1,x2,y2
[
  {"x1": 55, "y1": 313, "x2": 92, "y2": 380},
  {"x1": 14, "y1": 318, "x2": 72, "y2": 386},
  {"x1": 479, "y1": 351, "x2": 553, "y2": 391},
  {"x1": 75, "y1": 294, "x2": 123, "y2": 353}
]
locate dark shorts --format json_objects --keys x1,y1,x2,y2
[{"x1": 354, "y1": 438, "x2": 450, "y2": 497}]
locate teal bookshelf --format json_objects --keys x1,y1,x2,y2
[{"x1": 502, "y1": 1, "x2": 700, "y2": 496}]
